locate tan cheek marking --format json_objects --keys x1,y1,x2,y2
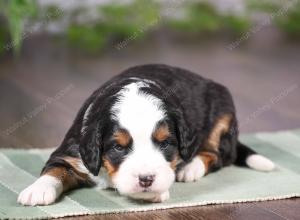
[
  {"x1": 114, "y1": 130, "x2": 131, "y2": 147},
  {"x1": 199, "y1": 152, "x2": 218, "y2": 174},
  {"x1": 103, "y1": 158, "x2": 118, "y2": 177},
  {"x1": 206, "y1": 114, "x2": 232, "y2": 151},
  {"x1": 153, "y1": 124, "x2": 170, "y2": 142}
]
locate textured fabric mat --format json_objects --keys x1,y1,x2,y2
[{"x1": 1, "y1": 129, "x2": 300, "y2": 219}]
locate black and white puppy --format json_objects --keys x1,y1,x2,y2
[{"x1": 18, "y1": 64, "x2": 274, "y2": 206}]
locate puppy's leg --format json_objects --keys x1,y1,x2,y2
[
  {"x1": 176, "y1": 151, "x2": 223, "y2": 182},
  {"x1": 176, "y1": 156, "x2": 207, "y2": 182},
  {"x1": 177, "y1": 114, "x2": 232, "y2": 182},
  {"x1": 18, "y1": 157, "x2": 90, "y2": 206}
]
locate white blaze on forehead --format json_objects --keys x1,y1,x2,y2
[{"x1": 113, "y1": 82, "x2": 165, "y2": 143}]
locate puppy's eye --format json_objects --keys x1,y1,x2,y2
[
  {"x1": 113, "y1": 144, "x2": 124, "y2": 152},
  {"x1": 160, "y1": 140, "x2": 169, "y2": 149}
]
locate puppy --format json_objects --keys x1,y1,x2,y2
[{"x1": 18, "y1": 64, "x2": 274, "y2": 206}]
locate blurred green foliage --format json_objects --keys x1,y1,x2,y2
[
  {"x1": 0, "y1": 0, "x2": 37, "y2": 55},
  {"x1": 222, "y1": 15, "x2": 251, "y2": 35},
  {"x1": 0, "y1": 24, "x2": 9, "y2": 55},
  {"x1": 247, "y1": 0, "x2": 280, "y2": 13},
  {"x1": 167, "y1": 2, "x2": 250, "y2": 36},
  {"x1": 275, "y1": 2, "x2": 300, "y2": 37},
  {"x1": 67, "y1": 25, "x2": 107, "y2": 54},
  {"x1": 101, "y1": 0, "x2": 159, "y2": 33},
  {"x1": 168, "y1": 3, "x2": 221, "y2": 33},
  {"x1": 67, "y1": 0, "x2": 160, "y2": 53},
  {"x1": 1, "y1": 0, "x2": 300, "y2": 55},
  {"x1": 247, "y1": 0, "x2": 300, "y2": 37},
  {"x1": 43, "y1": 5, "x2": 63, "y2": 21}
]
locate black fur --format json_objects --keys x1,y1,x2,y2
[{"x1": 43, "y1": 64, "x2": 257, "y2": 178}]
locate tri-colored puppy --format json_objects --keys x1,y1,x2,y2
[{"x1": 18, "y1": 64, "x2": 274, "y2": 206}]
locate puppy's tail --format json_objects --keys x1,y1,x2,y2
[{"x1": 234, "y1": 141, "x2": 275, "y2": 172}]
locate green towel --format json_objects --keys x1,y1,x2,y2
[{"x1": 1, "y1": 129, "x2": 300, "y2": 220}]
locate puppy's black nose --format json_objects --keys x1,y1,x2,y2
[{"x1": 138, "y1": 175, "x2": 155, "y2": 188}]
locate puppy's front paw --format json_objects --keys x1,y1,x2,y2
[
  {"x1": 176, "y1": 157, "x2": 205, "y2": 182},
  {"x1": 18, "y1": 175, "x2": 63, "y2": 206}
]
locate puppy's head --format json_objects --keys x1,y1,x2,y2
[
  {"x1": 108, "y1": 120, "x2": 178, "y2": 197},
  {"x1": 79, "y1": 82, "x2": 189, "y2": 200}
]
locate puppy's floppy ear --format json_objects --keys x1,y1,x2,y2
[
  {"x1": 172, "y1": 110, "x2": 198, "y2": 162},
  {"x1": 79, "y1": 121, "x2": 102, "y2": 176}
]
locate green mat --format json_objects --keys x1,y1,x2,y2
[{"x1": 1, "y1": 129, "x2": 300, "y2": 220}]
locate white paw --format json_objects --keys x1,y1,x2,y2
[
  {"x1": 176, "y1": 157, "x2": 205, "y2": 182},
  {"x1": 150, "y1": 191, "x2": 170, "y2": 203},
  {"x1": 18, "y1": 175, "x2": 63, "y2": 206}
]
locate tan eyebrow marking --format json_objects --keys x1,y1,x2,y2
[
  {"x1": 113, "y1": 130, "x2": 131, "y2": 147},
  {"x1": 153, "y1": 123, "x2": 170, "y2": 142}
]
